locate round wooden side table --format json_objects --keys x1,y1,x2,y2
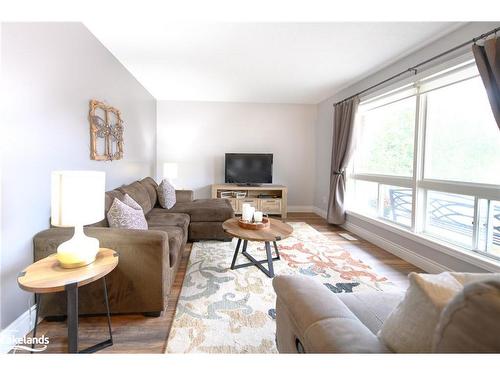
[
  {"x1": 222, "y1": 218, "x2": 294, "y2": 278},
  {"x1": 17, "y1": 248, "x2": 119, "y2": 353}
]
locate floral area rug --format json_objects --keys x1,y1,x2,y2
[{"x1": 165, "y1": 222, "x2": 397, "y2": 353}]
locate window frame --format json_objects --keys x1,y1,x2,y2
[{"x1": 347, "y1": 54, "x2": 500, "y2": 264}]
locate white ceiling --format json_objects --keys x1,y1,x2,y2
[{"x1": 85, "y1": 22, "x2": 464, "y2": 104}]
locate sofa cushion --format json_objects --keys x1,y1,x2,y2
[
  {"x1": 107, "y1": 198, "x2": 148, "y2": 230},
  {"x1": 167, "y1": 198, "x2": 234, "y2": 222},
  {"x1": 105, "y1": 189, "x2": 125, "y2": 213},
  {"x1": 337, "y1": 292, "x2": 404, "y2": 334},
  {"x1": 149, "y1": 225, "x2": 184, "y2": 267},
  {"x1": 146, "y1": 209, "x2": 189, "y2": 243},
  {"x1": 378, "y1": 272, "x2": 463, "y2": 353},
  {"x1": 139, "y1": 177, "x2": 159, "y2": 209},
  {"x1": 188, "y1": 221, "x2": 232, "y2": 241},
  {"x1": 119, "y1": 181, "x2": 153, "y2": 214},
  {"x1": 176, "y1": 190, "x2": 194, "y2": 203}
]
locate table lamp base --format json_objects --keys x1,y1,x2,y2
[{"x1": 57, "y1": 225, "x2": 100, "y2": 269}]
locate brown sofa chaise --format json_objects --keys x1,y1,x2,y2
[{"x1": 33, "y1": 177, "x2": 234, "y2": 318}]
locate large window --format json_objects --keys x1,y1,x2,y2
[
  {"x1": 355, "y1": 97, "x2": 416, "y2": 176},
  {"x1": 347, "y1": 59, "x2": 500, "y2": 262},
  {"x1": 424, "y1": 76, "x2": 500, "y2": 185}
]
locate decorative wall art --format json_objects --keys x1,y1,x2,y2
[{"x1": 89, "y1": 99, "x2": 124, "y2": 161}]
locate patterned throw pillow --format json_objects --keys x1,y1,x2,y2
[
  {"x1": 157, "y1": 179, "x2": 176, "y2": 209},
  {"x1": 107, "y1": 196, "x2": 148, "y2": 229},
  {"x1": 122, "y1": 193, "x2": 143, "y2": 210}
]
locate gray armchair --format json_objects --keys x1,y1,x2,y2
[
  {"x1": 273, "y1": 275, "x2": 402, "y2": 353},
  {"x1": 273, "y1": 274, "x2": 500, "y2": 353}
]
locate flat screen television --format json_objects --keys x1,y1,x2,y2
[{"x1": 225, "y1": 153, "x2": 273, "y2": 185}]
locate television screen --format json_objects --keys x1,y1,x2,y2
[{"x1": 225, "y1": 153, "x2": 273, "y2": 184}]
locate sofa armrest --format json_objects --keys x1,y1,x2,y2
[
  {"x1": 272, "y1": 275, "x2": 389, "y2": 353},
  {"x1": 176, "y1": 190, "x2": 194, "y2": 203},
  {"x1": 33, "y1": 227, "x2": 171, "y2": 316},
  {"x1": 33, "y1": 227, "x2": 170, "y2": 279}
]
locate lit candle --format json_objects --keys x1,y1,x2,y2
[{"x1": 253, "y1": 211, "x2": 263, "y2": 223}]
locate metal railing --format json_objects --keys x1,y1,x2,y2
[{"x1": 388, "y1": 189, "x2": 500, "y2": 247}]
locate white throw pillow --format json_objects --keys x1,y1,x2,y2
[
  {"x1": 107, "y1": 197, "x2": 148, "y2": 229},
  {"x1": 157, "y1": 179, "x2": 176, "y2": 209},
  {"x1": 378, "y1": 272, "x2": 463, "y2": 353}
]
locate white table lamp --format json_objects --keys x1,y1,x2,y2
[
  {"x1": 51, "y1": 171, "x2": 105, "y2": 268},
  {"x1": 163, "y1": 162, "x2": 178, "y2": 181}
]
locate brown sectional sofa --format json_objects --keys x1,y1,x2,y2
[{"x1": 33, "y1": 177, "x2": 234, "y2": 318}]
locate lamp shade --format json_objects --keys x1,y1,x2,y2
[
  {"x1": 51, "y1": 171, "x2": 105, "y2": 227},
  {"x1": 163, "y1": 162, "x2": 178, "y2": 180}
]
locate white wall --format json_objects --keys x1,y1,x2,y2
[
  {"x1": 314, "y1": 22, "x2": 500, "y2": 271},
  {"x1": 0, "y1": 23, "x2": 157, "y2": 329},
  {"x1": 157, "y1": 101, "x2": 317, "y2": 208}
]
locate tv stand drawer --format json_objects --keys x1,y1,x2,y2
[
  {"x1": 260, "y1": 198, "x2": 282, "y2": 214},
  {"x1": 237, "y1": 198, "x2": 259, "y2": 212}
]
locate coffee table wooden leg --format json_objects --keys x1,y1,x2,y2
[
  {"x1": 265, "y1": 242, "x2": 275, "y2": 277},
  {"x1": 230, "y1": 238, "x2": 242, "y2": 269},
  {"x1": 66, "y1": 282, "x2": 78, "y2": 353}
]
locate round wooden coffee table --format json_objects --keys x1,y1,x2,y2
[
  {"x1": 18, "y1": 248, "x2": 119, "y2": 353},
  {"x1": 222, "y1": 218, "x2": 293, "y2": 278}
]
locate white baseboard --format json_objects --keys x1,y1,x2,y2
[
  {"x1": 0, "y1": 305, "x2": 37, "y2": 354},
  {"x1": 288, "y1": 205, "x2": 315, "y2": 213},
  {"x1": 342, "y1": 221, "x2": 452, "y2": 274},
  {"x1": 312, "y1": 206, "x2": 327, "y2": 219}
]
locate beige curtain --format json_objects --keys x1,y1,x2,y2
[
  {"x1": 473, "y1": 36, "x2": 500, "y2": 130},
  {"x1": 327, "y1": 96, "x2": 359, "y2": 225}
]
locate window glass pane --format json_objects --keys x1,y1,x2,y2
[
  {"x1": 424, "y1": 191, "x2": 474, "y2": 248},
  {"x1": 478, "y1": 199, "x2": 500, "y2": 259},
  {"x1": 349, "y1": 180, "x2": 378, "y2": 217},
  {"x1": 477, "y1": 198, "x2": 489, "y2": 251},
  {"x1": 419, "y1": 62, "x2": 478, "y2": 94},
  {"x1": 381, "y1": 185, "x2": 412, "y2": 227},
  {"x1": 491, "y1": 201, "x2": 500, "y2": 258},
  {"x1": 360, "y1": 85, "x2": 416, "y2": 111},
  {"x1": 424, "y1": 77, "x2": 500, "y2": 184},
  {"x1": 355, "y1": 97, "x2": 415, "y2": 176}
]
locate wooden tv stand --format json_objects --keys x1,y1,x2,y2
[{"x1": 211, "y1": 184, "x2": 288, "y2": 218}]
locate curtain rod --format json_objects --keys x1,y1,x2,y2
[{"x1": 334, "y1": 26, "x2": 500, "y2": 106}]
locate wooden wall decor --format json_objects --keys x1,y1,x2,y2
[{"x1": 89, "y1": 99, "x2": 124, "y2": 161}]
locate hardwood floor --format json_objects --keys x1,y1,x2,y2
[{"x1": 19, "y1": 213, "x2": 421, "y2": 354}]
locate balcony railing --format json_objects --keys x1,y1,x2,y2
[{"x1": 388, "y1": 188, "x2": 500, "y2": 250}]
